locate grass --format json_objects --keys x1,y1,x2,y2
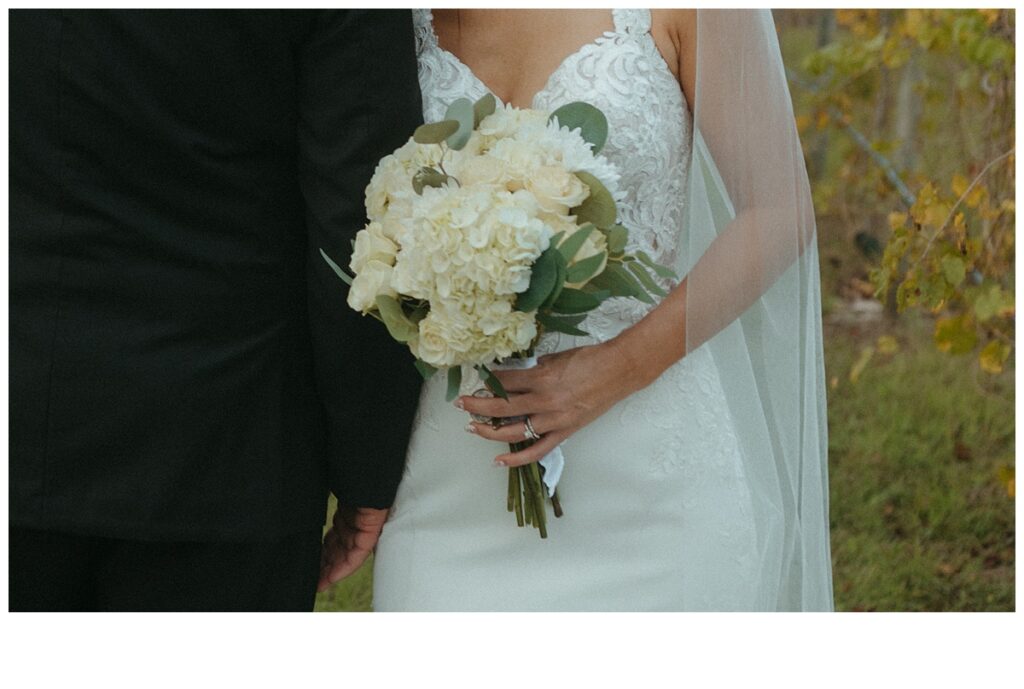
[
  {"x1": 315, "y1": 316, "x2": 1015, "y2": 612},
  {"x1": 824, "y1": 316, "x2": 1014, "y2": 611}
]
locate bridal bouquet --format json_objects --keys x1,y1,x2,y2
[{"x1": 322, "y1": 93, "x2": 673, "y2": 538}]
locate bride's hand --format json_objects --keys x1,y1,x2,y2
[{"x1": 456, "y1": 339, "x2": 648, "y2": 467}]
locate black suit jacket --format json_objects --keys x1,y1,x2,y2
[{"x1": 9, "y1": 10, "x2": 423, "y2": 540}]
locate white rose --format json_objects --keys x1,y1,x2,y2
[
  {"x1": 525, "y1": 165, "x2": 590, "y2": 214},
  {"x1": 346, "y1": 259, "x2": 396, "y2": 314},
  {"x1": 459, "y1": 155, "x2": 508, "y2": 187},
  {"x1": 350, "y1": 222, "x2": 399, "y2": 274}
]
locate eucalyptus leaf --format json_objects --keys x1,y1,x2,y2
[
  {"x1": 637, "y1": 250, "x2": 678, "y2": 279},
  {"x1": 475, "y1": 364, "x2": 509, "y2": 400},
  {"x1": 537, "y1": 312, "x2": 590, "y2": 337},
  {"x1": 375, "y1": 295, "x2": 418, "y2": 342},
  {"x1": 605, "y1": 224, "x2": 629, "y2": 255},
  {"x1": 549, "y1": 102, "x2": 608, "y2": 154},
  {"x1": 627, "y1": 260, "x2": 668, "y2": 298},
  {"x1": 414, "y1": 360, "x2": 438, "y2": 380},
  {"x1": 565, "y1": 252, "x2": 607, "y2": 284},
  {"x1": 446, "y1": 365, "x2": 463, "y2": 402},
  {"x1": 556, "y1": 223, "x2": 594, "y2": 262},
  {"x1": 413, "y1": 166, "x2": 450, "y2": 195},
  {"x1": 589, "y1": 263, "x2": 654, "y2": 304},
  {"x1": 319, "y1": 248, "x2": 353, "y2": 286},
  {"x1": 515, "y1": 247, "x2": 559, "y2": 312},
  {"x1": 552, "y1": 287, "x2": 609, "y2": 314},
  {"x1": 541, "y1": 251, "x2": 568, "y2": 310},
  {"x1": 473, "y1": 93, "x2": 497, "y2": 127},
  {"x1": 444, "y1": 98, "x2": 474, "y2": 151},
  {"x1": 572, "y1": 172, "x2": 617, "y2": 229},
  {"x1": 413, "y1": 119, "x2": 459, "y2": 145}
]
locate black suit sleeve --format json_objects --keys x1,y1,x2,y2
[{"x1": 297, "y1": 10, "x2": 424, "y2": 508}]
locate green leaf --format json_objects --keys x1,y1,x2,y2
[
  {"x1": 627, "y1": 260, "x2": 668, "y2": 298},
  {"x1": 572, "y1": 172, "x2": 617, "y2": 229},
  {"x1": 444, "y1": 98, "x2": 474, "y2": 151},
  {"x1": 445, "y1": 365, "x2": 462, "y2": 402},
  {"x1": 566, "y1": 252, "x2": 607, "y2": 284},
  {"x1": 473, "y1": 93, "x2": 497, "y2": 128},
  {"x1": 515, "y1": 247, "x2": 559, "y2": 312},
  {"x1": 413, "y1": 120, "x2": 459, "y2": 145},
  {"x1": 412, "y1": 167, "x2": 450, "y2": 195},
  {"x1": 589, "y1": 263, "x2": 653, "y2": 304},
  {"x1": 319, "y1": 248, "x2": 353, "y2": 286},
  {"x1": 556, "y1": 223, "x2": 594, "y2": 262},
  {"x1": 636, "y1": 250, "x2": 678, "y2": 279},
  {"x1": 604, "y1": 224, "x2": 628, "y2": 255},
  {"x1": 549, "y1": 101, "x2": 609, "y2": 154},
  {"x1": 375, "y1": 295, "x2": 418, "y2": 342},
  {"x1": 475, "y1": 364, "x2": 509, "y2": 400},
  {"x1": 941, "y1": 254, "x2": 967, "y2": 287},
  {"x1": 541, "y1": 251, "x2": 568, "y2": 310},
  {"x1": 537, "y1": 312, "x2": 590, "y2": 337},
  {"x1": 551, "y1": 287, "x2": 609, "y2": 314},
  {"x1": 414, "y1": 360, "x2": 437, "y2": 380}
]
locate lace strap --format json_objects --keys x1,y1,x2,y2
[
  {"x1": 612, "y1": 8, "x2": 652, "y2": 36},
  {"x1": 413, "y1": 8, "x2": 437, "y2": 55}
]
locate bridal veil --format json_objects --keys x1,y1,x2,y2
[{"x1": 679, "y1": 9, "x2": 833, "y2": 610}]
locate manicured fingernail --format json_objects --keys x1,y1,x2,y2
[
  {"x1": 494, "y1": 459, "x2": 507, "y2": 467},
  {"x1": 454, "y1": 399, "x2": 465, "y2": 410},
  {"x1": 465, "y1": 423, "x2": 477, "y2": 434}
]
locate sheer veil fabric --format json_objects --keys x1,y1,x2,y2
[{"x1": 682, "y1": 10, "x2": 833, "y2": 609}]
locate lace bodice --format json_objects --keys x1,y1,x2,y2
[{"x1": 414, "y1": 9, "x2": 692, "y2": 352}]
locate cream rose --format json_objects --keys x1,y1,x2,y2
[
  {"x1": 346, "y1": 259, "x2": 396, "y2": 314},
  {"x1": 525, "y1": 165, "x2": 590, "y2": 214},
  {"x1": 350, "y1": 222, "x2": 399, "y2": 274}
]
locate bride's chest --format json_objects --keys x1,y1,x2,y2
[{"x1": 418, "y1": 35, "x2": 691, "y2": 178}]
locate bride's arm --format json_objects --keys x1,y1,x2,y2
[{"x1": 460, "y1": 10, "x2": 813, "y2": 466}]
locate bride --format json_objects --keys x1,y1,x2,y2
[{"x1": 324, "y1": 8, "x2": 833, "y2": 611}]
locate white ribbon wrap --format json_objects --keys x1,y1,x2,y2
[{"x1": 492, "y1": 357, "x2": 564, "y2": 497}]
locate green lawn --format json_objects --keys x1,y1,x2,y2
[{"x1": 316, "y1": 317, "x2": 1015, "y2": 612}]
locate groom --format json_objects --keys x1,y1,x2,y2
[{"x1": 9, "y1": 10, "x2": 422, "y2": 611}]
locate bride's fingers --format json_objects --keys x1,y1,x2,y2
[
  {"x1": 467, "y1": 414, "x2": 558, "y2": 443},
  {"x1": 495, "y1": 430, "x2": 570, "y2": 468},
  {"x1": 457, "y1": 391, "x2": 544, "y2": 419}
]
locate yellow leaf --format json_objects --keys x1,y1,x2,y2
[
  {"x1": 795, "y1": 114, "x2": 812, "y2": 134},
  {"x1": 979, "y1": 340, "x2": 1010, "y2": 374},
  {"x1": 964, "y1": 183, "x2": 986, "y2": 209},
  {"x1": 888, "y1": 211, "x2": 908, "y2": 231},
  {"x1": 934, "y1": 315, "x2": 977, "y2": 354},
  {"x1": 876, "y1": 335, "x2": 900, "y2": 355},
  {"x1": 997, "y1": 465, "x2": 1015, "y2": 499},
  {"x1": 951, "y1": 173, "x2": 969, "y2": 197},
  {"x1": 849, "y1": 346, "x2": 875, "y2": 384},
  {"x1": 979, "y1": 9, "x2": 1000, "y2": 26},
  {"x1": 816, "y1": 110, "x2": 830, "y2": 131}
]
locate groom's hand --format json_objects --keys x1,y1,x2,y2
[{"x1": 317, "y1": 505, "x2": 388, "y2": 592}]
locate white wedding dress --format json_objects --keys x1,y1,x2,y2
[{"x1": 372, "y1": 8, "x2": 763, "y2": 611}]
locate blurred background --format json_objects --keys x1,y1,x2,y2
[{"x1": 317, "y1": 8, "x2": 1015, "y2": 612}]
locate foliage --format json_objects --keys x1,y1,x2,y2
[{"x1": 790, "y1": 9, "x2": 1015, "y2": 374}]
